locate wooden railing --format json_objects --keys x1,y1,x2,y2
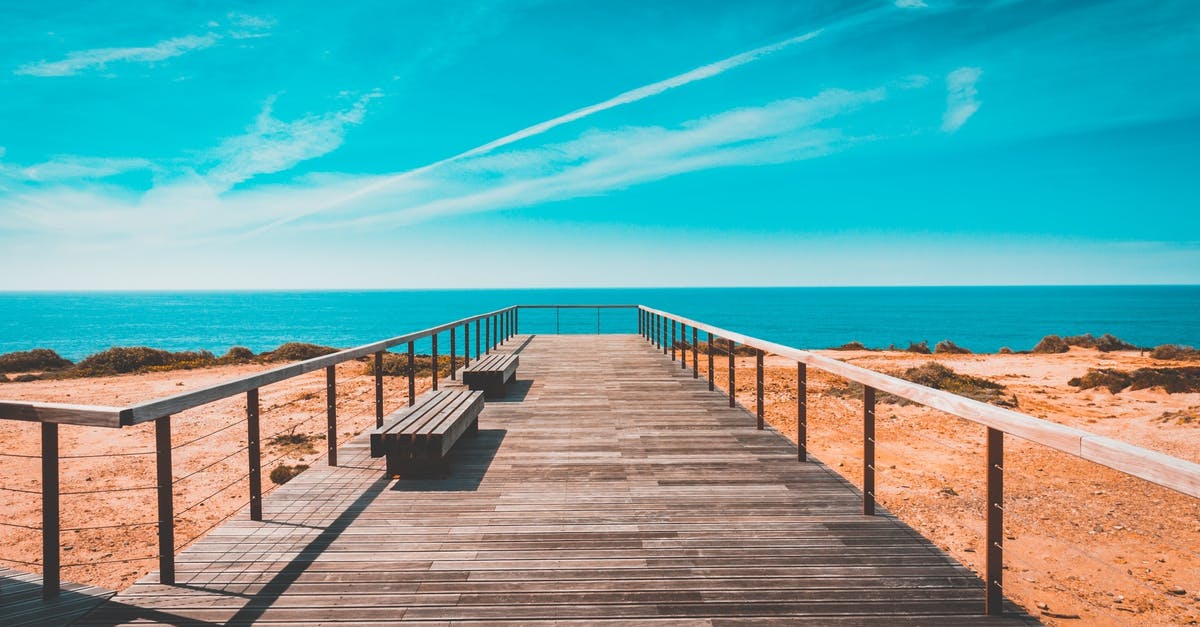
[
  {"x1": 636, "y1": 306, "x2": 1200, "y2": 615},
  {"x1": 0, "y1": 306, "x2": 521, "y2": 599}
]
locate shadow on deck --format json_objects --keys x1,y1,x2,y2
[
  {"x1": 77, "y1": 334, "x2": 1036, "y2": 625},
  {"x1": 0, "y1": 566, "x2": 113, "y2": 627}
]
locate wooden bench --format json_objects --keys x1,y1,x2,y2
[
  {"x1": 462, "y1": 353, "x2": 519, "y2": 399},
  {"x1": 369, "y1": 390, "x2": 484, "y2": 476}
]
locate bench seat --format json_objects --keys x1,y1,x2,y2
[
  {"x1": 462, "y1": 353, "x2": 519, "y2": 399},
  {"x1": 369, "y1": 390, "x2": 484, "y2": 476}
]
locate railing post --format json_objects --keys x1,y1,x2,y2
[
  {"x1": 798, "y1": 363, "x2": 807, "y2": 462},
  {"x1": 475, "y1": 320, "x2": 481, "y2": 359},
  {"x1": 431, "y1": 333, "x2": 439, "y2": 390},
  {"x1": 374, "y1": 351, "x2": 384, "y2": 427},
  {"x1": 728, "y1": 340, "x2": 735, "y2": 408},
  {"x1": 756, "y1": 349, "x2": 764, "y2": 430},
  {"x1": 638, "y1": 310, "x2": 643, "y2": 337},
  {"x1": 692, "y1": 327, "x2": 698, "y2": 377},
  {"x1": 450, "y1": 328, "x2": 456, "y2": 380},
  {"x1": 681, "y1": 324, "x2": 691, "y2": 367},
  {"x1": 464, "y1": 324, "x2": 471, "y2": 366},
  {"x1": 863, "y1": 386, "x2": 876, "y2": 516},
  {"x1": 41, "y1": 422, "x2": 59, "y2": 599},
  {"x1": 407, "y1": 341, "x2": 416, "y2": 406},
  {"x1": 155, "y1": 415, "x2": 175, "y2": 586},
  {"x1": 326, "y1": 366, "x2": 337, "y2": 466},
  {"x1": 707, "y1": 332, "x2": 715, "y2": 391},
  {"x1": 987, "y1": 427, "x2": 1004, "y2": 615},
  {"x1": 670, "y1": 321, "x2": 676, "y2": 361},
  {"x1": 486, "y1": 316, "x2": 492, "y2": 352},
  {"x1": 247, "y1": 389, "x2": 262, "y2": 521},
  {"x1": 662, "y1": 316, "x2": 668, "y2": 355}
]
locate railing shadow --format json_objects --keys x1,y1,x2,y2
[
  {"x1": 78, "y1": 476, "x2": 393, "y2": 626},
  {"x1": 0, "y1": 571, "x2": 114, "y2": 627}
]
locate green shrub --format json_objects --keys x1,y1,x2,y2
[
  {"x1": 905, "y1": 341, "x2": 931, "y2": 355},
  {"x1": 1070, "y1": 366, "x2": 1200, "y2": 394},
  {"x1": 269, "y1": 464, "x2": 309, "y2": 485},
  {"x1": 933, "y1": 340, "x2": 971, "y2": 354},
  {"x1": 12, "y1": 373, "x2": 41, "y2": 382},
  {"x1": 0, "y1": 373, "x2": 7, "y2": 382},
  {"x1": 0, "y1": 348, "x2": 73, "y2": 373},
  {"x1": 1032, "y1": 335, "x2": 1070, "y2": 354},
  {"x1": 998, "y1": 347, "x2": 1014, "y2": 354},
  {"x1": 1151, "y1": 344, "x2": 1200, "y2": 361},
  {"x1": 894, "y1": 362, "x2": 1017, "y2": 407},
  {"x1": 830, "y1": 341, "x2": 870, "y2": 351},
  {"x1": 262, "y1": 343, "x2": 339, "y2": 362}
]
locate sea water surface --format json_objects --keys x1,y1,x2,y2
[{"x1": 1, "y1": 286, "x2": 1197, "y2": 360}]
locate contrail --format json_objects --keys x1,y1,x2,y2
[{"x1": 245, "y1": 29, "x2": 825, "y2": 236}]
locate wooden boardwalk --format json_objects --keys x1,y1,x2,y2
[{"x1": 79, "y1": 334, "x2": 1033, "y2": 625}]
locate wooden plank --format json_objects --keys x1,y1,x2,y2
[{"x1": 0, "y1": 401, "x2": 128, "y2": 428}]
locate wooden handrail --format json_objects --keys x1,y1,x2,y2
[
  {"x1": 0, "y1": 306, "x2": 517, "y2": 428},
  {"x1": 639, "y1": 306, "x2": 1200, "y2": 499}
]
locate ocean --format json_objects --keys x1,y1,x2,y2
[{"x1": 1, "y1": 286, "x2": 1197, "y2": 361}]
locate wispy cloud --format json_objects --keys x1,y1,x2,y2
[
  {"x1": 334, "y1": 87, "x2": 889, "y2": 229},
  {"x1": 10, "y1": 156, "x2": 152, "y2": 181},
  {"x1": 942, "y1": 66, "x2": 982, "y2": 132},
  {"x1": 14, "y1": 15, "x2": 272, "y2": 77},
  {"x1": 0, "y1": 84, "x2": 892, "y2": 245},
  {"x1": 205, "y1": 91, "x2": 382, "y2": 189},
  {"x1": 244, "y1": 28, "x2": 826, "y2": 235},
  {"x1": 15, "y1": 35, "x2": 219, "y2": 77}
]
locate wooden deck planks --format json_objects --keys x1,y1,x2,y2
[
  {"x1": 78, "y1": 334, "x2": 1035, "y2": 625},
  {"x1": 0, "y1": 566, "x2": 114, "y2": 627}
]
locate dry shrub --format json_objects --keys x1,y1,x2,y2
[
  {"x1": 905, "y1": 341, "x2": 931, "y2": 355},
  {"x1": 261, "y1": 342, "x2": 339, "y2": 362},
  {"x1": 1151, "y1": 344, "x2": 1200, "y2": 361},
  {"x1": 933, "y1": 340, "x2": 971, "y2": 354},
  {"x1": 269, "y1": 464, "x2": 310, "y2": 485},
  {"x1": 1032, "y1": 335, "x2": 1070, "y2": 354},
  {"x1": 1070, "y1": 366, "x2": 1200, "y2": 394},
  {"x1": 0, "y1": 348, "x2": 74, "y2": 372}
]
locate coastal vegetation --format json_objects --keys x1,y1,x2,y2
[
  {"x1": 269, "y1": 464, "x2": 310, "y2": 485},
  {"x1": 366, "y1": 352, "x2": 458, "y2": 377},
  {"x1": 933, "y1": 340, "x2": 971, "y2": 354},
  {"x1": 0, "y1": 342, "x2": 341, "y2": 380},
  {"x1": 1151, "y1": 344, "x2": 1200, "y2": 361},
  {"x1": 0, "y1": 348, "x2": 73, "y2": 372},
  {"x1": 1069, "y1": 366, "x2": 1200, "y2": 394},
  {"x1": 829, "y1": 362, "x2": 1018, "y2": 408}
]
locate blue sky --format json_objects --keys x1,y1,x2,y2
[{"x1": 1, "y1": 0, "x2": 1197, "y2": 289}]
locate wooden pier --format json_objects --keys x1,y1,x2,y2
[{"x1": 77, "y1": 334, "x2": 1031, "y2": 625}]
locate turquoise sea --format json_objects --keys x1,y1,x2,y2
[{"x1": 1, "y1": 286, "x2": 1198, "y2": 360}]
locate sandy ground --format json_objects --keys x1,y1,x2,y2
[{"x1": 2, "y1": 346, "x2": 1199, "y2": 624}]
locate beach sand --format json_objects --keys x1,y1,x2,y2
[{"x1": 1, "y1": 347, "x2": 1198, "y2": 624}]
